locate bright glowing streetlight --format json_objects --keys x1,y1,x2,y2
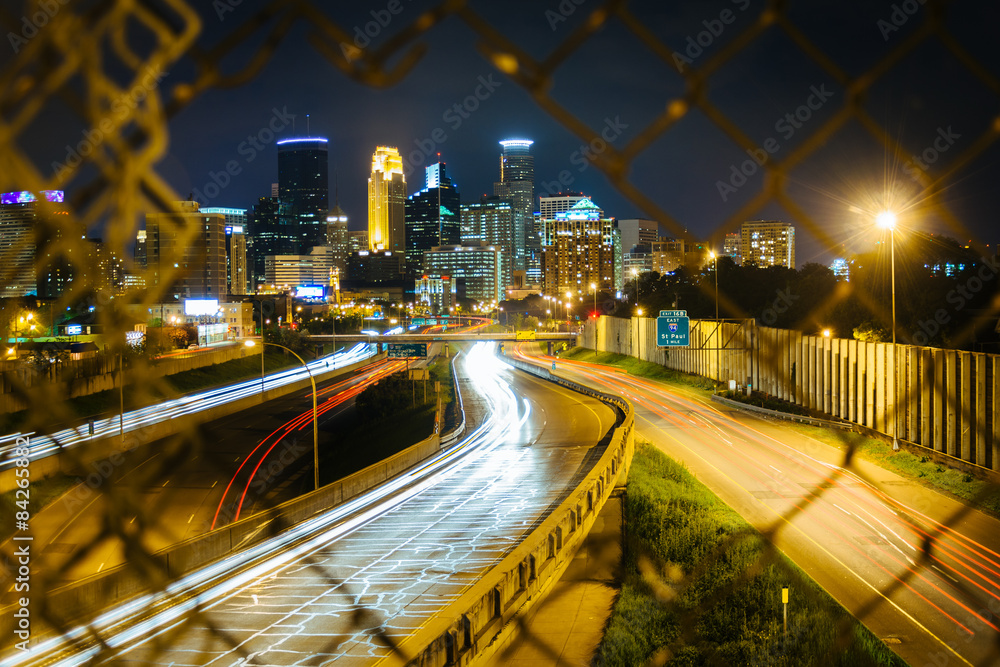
[
  {"x1": 876, "y1": 210, "x2": 897, "y2": 229},
  {"x1": 245, "y1": 340, "x2": 320, "y2": 490},
  {"x1": 822, "y1": 328, "x2": 832, "y2": 338}
]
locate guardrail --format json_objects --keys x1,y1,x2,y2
[
  {"x1": 440, "y1": 350, "x2": 466, "y2": 448},
  {"x1": 385, "y1": 350, "x2": 634, "y2": 666},
  {"x1": 710, "y1": 393, "x2": 854, "y2": 430}
]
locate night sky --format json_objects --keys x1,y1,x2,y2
[{"x1": 10, "y1": 0, "x2": 1000, "y2": 266}]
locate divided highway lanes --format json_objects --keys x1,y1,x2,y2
[{"x1": 513, "y1": 345, "x2": 1000, "y2": 667}]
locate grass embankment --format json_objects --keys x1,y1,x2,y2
[
  {"x1": 717, "y1": 389, "x2": 816, "y2": 418},
  {"x1": 318, "y1": 353, "x2": 454, "y2": 486},
  {"x1": 597, "y1": 443, "x2": 906, "y2": 666},
  {"x1": 783, "y1": 423, "x2": 1000, "y2": 518},
  {"x1": 561, "y1": 346, "x2": 1000, "y2": 517},
  {"x1": 558, "y1": 346, "x2": 717, "y2": 392},
  {"x1": 0, "y1": 346, "x2": 342, "y2": 433}
]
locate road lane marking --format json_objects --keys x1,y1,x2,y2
[{"x1": 187, "y1": 514, "x2": 195, "y2": 524}]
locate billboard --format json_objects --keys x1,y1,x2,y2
[
  {"x1": 296, "y1": 285, "x2": 326, "y2": 299},
  {"x1": 184, "y1": 299, "x2": 220, "y2": 316}
]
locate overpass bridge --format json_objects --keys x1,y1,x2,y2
[{"x1": 310, "y1": 332, "x2": 578, "y2": 343}]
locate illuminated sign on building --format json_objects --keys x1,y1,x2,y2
[
  {"x1": 184, "y1": 299, "x2": 220, "y2": 316},
  {"x1": 66, "y1": 324, "x2": 83, "y2": 335},
  {"x1": 296, "y1": 285, "x2": 326, "y2": 299},
  {"x1": 1, "y1": 190, "x2": 64, "y2": 204}
]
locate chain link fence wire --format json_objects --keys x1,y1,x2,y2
[{"x1": 0, "y1": 0, "x2": 997, "y2": 664}]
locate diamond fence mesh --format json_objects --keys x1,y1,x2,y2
[{"x1": 0, "y1": 0, "x2": 998, "y2": 664}]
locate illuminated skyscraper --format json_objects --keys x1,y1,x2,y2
[
  {"x1": 368, "y1": 146, "x2": 406, "y2": 268},
  {"x1": 203, "y1": 208, "x2": 249, "y2": 296},
  {"x1": 494, "y1": 139, "x2": 535, "y2": 281},
  {"x1": 460, "y1": 196, "x2": 514, "y2": 290},
  {"x1": 326, "y1": 205, "x2": 349, "y2": 275},
  {"x1": 541, "y1": 198, "x2": 621, "y2": 296},
  {"x1": 405, "y1": 162, "x2": 460, "y2": 277},
  {"x1": 277, "y1": 138, "x2": 329, "y2": 252},
  {"x1": 0, "y1": 190, "x2": 73, "y2": 297},
  {"x1": 145, "y1": 201, "x2": 227, "y2": 300}
]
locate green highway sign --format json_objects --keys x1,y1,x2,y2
[
  {"x1": 657, "y1": 311, "x2": 690, "y2": 347},
  {"x1": 387, "y1": 343, "x2": 428, "y2": 358}
]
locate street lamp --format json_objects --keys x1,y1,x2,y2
[
  {"x1": 590, "y1": 282, "x2": 597, "y2": 316},
  {"x1": 877, "y1": 210, "x2": 899, "y2": 450},
  {"x1": 245, "y1": 340, "x2": 320, "y2": 490},
  {"x1": 710, "y1": 250, "x2": 720, "y2": 383}
]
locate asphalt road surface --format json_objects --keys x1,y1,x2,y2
[{"x1": 516, "y1": 345, "x2": 1000, "y2": 667}]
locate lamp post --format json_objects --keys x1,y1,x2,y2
[
  {"x1": 245, "y1": 340, "x2": 320, "y2": 490},
  {"x1": 877, "y1": 211, "x2": 899, "y2": 451},
  {"x1": 710, "y1": 251, "x2": 720, "y2": 383}
]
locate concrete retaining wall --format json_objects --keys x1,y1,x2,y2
[
  {"x1": 0, "y1": 352, "x2": 386, "y2": 493},
  {"x1": 386, "y1": 352, "x2": 635, "y2": 667},
  {"x1": 0, "y1": 343, "x2": 259, "y2": 414},
  {"x1": 584, "y1": 316, "x2": 999, "y2": 472},
  {"x1": 25, "y1": 420, "x2": 442, "y2": 630}
]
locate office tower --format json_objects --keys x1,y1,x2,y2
[
  {"x1": 264, "y1": 245, "x2": 334, "y2": 288},
  {"x1": 203, "y1": 208, "x2": 249, "y2": 296},
  {"x1": 134, "y1": 230, "x2": 147, "y2": 269},
  {"x1": 0, "y1": 190, "x2": 74, "y2": 297},
  {"x1": 494, "y1": 139, "x2": 535, "y2": 281},
  {"x1": 415, "y1": 275, "x2": 455, "y2": 314},
  {"x1": 460, "y1": 196, "x2": 514, "y2": 290},
  {"x1": 249, "y1": 194, "x2": 283, "y2": 288},
  {"x1": 538, "y1": 192, "x2": 594, "y2": 220},
  {"x1": 145, "y1": 201, "x2": 227, "y2": 300},
  {"x1": 327, "y1": 205, "x2": 349, "y2": 275},
  {"x1": 541, "y1": 198, "x2": 619, "y2": 296},
  {"x1": 277, "y1": 138, "x2": 329, "y2": 252},
  {"x1": 348, "y1": 230, "x2": 369, "y2": 255},
  {"x1": 830, "y1": 258, "x2": 851, "y2": 280},
  {"x1": 347, "y1": 250, "x2": 404, "y2": 284},
  {"x1": 723, "y1": 232, "x2": 740, "y2": 263},
  {"x1": 651, "y1": 238, "x2": 711, "y2": 274},
  {"x1": 368, "y1": 146, "x2": 406, "y2": 266},
  {"x1": 86, "y1": 239, "x2": 126, "y2": 294},
  {"x1": 617, "y1": 219, "x2": 659, "y2": 254},
  {"x1": 423, "y1": 243, "x2": 502, "y2": 303},
  {"x1": 405, "y1": 162, "x2": 460, "y2": 277},
  {"x1": 740, "y1": 220, "x2": 795, "y2": 269},
  {"x1": 624, "y1": 244, "x2": 653, "y2": 275}
]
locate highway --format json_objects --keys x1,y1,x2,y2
[
  {"x1": 3, "y1": 343, "x2": 617, "y2": 665},
  {"x1": 513, "y1": 345, "x2": 1000, "y2": 667},
  {"x1": 0, "y1": 343, "x2": 378, "y2": 470}
]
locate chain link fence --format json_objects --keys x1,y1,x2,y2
[{"x1": 0, "y1": 0, "x2": 998, "y2": 664}]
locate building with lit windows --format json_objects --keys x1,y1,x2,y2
[
  {"x1": 651, "y1": 238, "x2": 710, "y2": 274},
  {"x1": 203, "y1": 208, "x2": 249, "y2": 296},
  {"x1": 423, "y1": 243, "x2": 502, "y2": 303},
  {"x1": 264, "y1": 245, "x2": 334, "y2": 290},
  {"x1": 86, "y1": 238, "x2": 126, "y2": 294},
  {"x1": 540, "y1": 198, "x2": 621, "y2": 296},
  {"x1": 249, "y1": 192, "x2": 282, "y2": 288},
  {"x1": 415, "y1": 274, "x2": 456, "y2": 314},
  {"x1": 406, "y1": 162, "x2": 461, "y2": 277},
  {"x1": 144, "y1": 201, "x2": 227, "y2": 300},
  {"x1": 327, "y1": 205, "x2": 349, "y2": 274},
  {"x1": 538, "y1": 193, "x2": 593, "y2": 220},
  {"x1": 723, "y1": 232, "x2": 741, "y2": 263},
  {"x1": 0, "y1": 190, "x2": 73, "y2": 297},
  {"x1": 348, "y1": 230, "x2": 368, "y2": 255},
  {"x1": 614, "y1": 218, "x2": 657, "y2": 253},
  {"x1": 277, "y1": 138, "x2": 329, "y2": 252},
  {"x1": 460, "y1": 196, "x2": 514, "y2": 290},
  {"x1": 494, "y1": 139, "x2": 536, "y2": 280},
  {"x1": 368, "y1": 146, "x2": 407, "y2": 265},
  {"x1": 740, "y1": 220, "x2": 795, "y2": 269},
  {"x1": 830, "y1": 258, "x2": 852, "y2": 280}
]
